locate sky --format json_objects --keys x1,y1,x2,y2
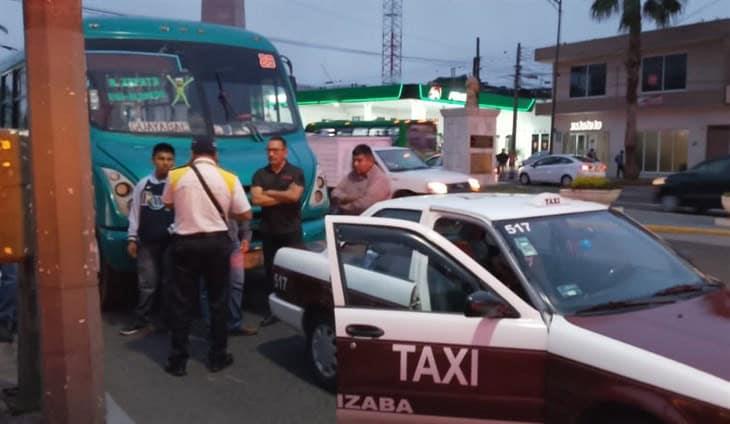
[{"x1": 1, "y1": 0, "x2": 728, "y2": 87}]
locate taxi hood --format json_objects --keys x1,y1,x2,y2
[
  {"x1": 566, "y1": 287, "x2": 730, "y2": 382},
  {"x1": 394, "y1": 167, "x2": 473, "y2": 184},
  {"x1": 92, "y1": 130, "x2": 312, "y2": 186}
]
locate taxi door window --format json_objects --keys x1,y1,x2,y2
[
  {"x1": 335, "y1": 224, "x2": 488, "y2": 314},
  {"x1": 434, "y1": 218, "x2": 530, "y2": 304},
  {"x1": 372, "y1": 208, "x2": 422, "y2": 223}
]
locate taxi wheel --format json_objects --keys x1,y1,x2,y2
[
  {"x1": 519, "y1": 173, "x2": 530, "y2": 185},
  {"x1": 306, "y1": 314, "x2": 336, "y2": 391}
]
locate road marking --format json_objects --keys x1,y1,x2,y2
[{"x1": 646, "y1": 224, "x2": 730, "y2": 237}]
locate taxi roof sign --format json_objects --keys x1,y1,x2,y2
[{"x1": 531, "y1": 192, "x2": 566, "y2": 207}]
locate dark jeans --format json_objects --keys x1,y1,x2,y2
[
  {"x1": 169, "y1": 232, "x2": 232, "y2": 362},
  {"x1": 134, "y1": 242, "x2": 172, "y2": 324},
  {"x1": 262, "y1": 230, "x2": 303, "y2": 311},
  {"x1": 200, "y1": 238, "x2": 245, "y2": 331},
  {"x1": 616, "y1": 164, "x2": 625, "y2": 179}
]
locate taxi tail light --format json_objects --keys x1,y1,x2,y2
[
  {"x1": 308, "y1": 164, "x2": 329, "y2": 208},
  {"x1": 101, "y1": 168, "x2": 134, "y2": 217}
]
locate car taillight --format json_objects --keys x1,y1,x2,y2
[{"x1": 581, "y1": 164, "x2": 590, "y2": 172}]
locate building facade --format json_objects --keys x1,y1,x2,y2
[{"x1": 535, "y1": 19, "x2": 730, "y2": 176}]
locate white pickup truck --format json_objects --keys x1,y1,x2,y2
[
  {"x1": 269, "y1": 193, "x2": 730, "y2": 424},
  {"x1": 307, "y1": 134, "x2": 480, "y2": 196}
]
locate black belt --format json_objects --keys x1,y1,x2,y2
[{"x1": 174, "y1": 231, "x2": 228, "y2": 240}]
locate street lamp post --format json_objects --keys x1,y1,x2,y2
[{"x1": 548, "y1": 0, "x2": 562, "y2": 154}]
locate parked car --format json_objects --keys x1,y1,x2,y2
[
  {"x1": 519, "y1": 154, "x2": 606, "y2": 186},
  {"x1": 371, "y1": 147, "x2": 479, "y2": 196},
  {"x1": 520, "y1": 150, "x2": 549, "y2": 167},
  {"x1": 269, "y1": 193, "x2": 730, "y2": 422},
  {"x1": 653, "y1": 155, "x2": 730, "y2": 212}
]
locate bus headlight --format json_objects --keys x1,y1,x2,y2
[
  {"x1": 101, "y1": 167, "x2": 134, "y2": 217},
  {"x1": 308, "y1": 164, "x2": 329, "y2": 208},
  {"x1": 427, "y1": 181, "x2": 448, "y2": 194},
  {"x1": 468, "y1": 178, "x2": 480, "y2": 192}
]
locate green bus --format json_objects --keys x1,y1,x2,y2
[
  {"x1": 304, "y1": 118, "x2": 439, "y2": 158},
  {"x1": 0, "y1": 17, "x2": 329, "y2": 306}
]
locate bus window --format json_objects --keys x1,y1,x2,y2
[{"x1": 85, "y1": 39, "x2": 300, "y2": 137}]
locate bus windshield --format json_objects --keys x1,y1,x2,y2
[{"x1": 85, "y1": 39, "x2": 299, "y2": 137}]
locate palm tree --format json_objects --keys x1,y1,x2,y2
[{"x1": 590, "y1": 0, "x2": 684, "y2": 179}]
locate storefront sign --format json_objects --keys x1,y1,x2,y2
[{"x1": 570, "y1": 120, "x2": 603, "y2": 131}]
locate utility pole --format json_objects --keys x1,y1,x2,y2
[
  {"x1": 23, "y1": 0, "x2": 105, "y2": 422},
  {"x1": 510, "y1": 42, "x2": 522, "y2": 177},
  {"x1": 548, "y1": 0, "x2": 562, "y2": 154},
  {"x1": 473, "y1": 37, "x2": 481, "y2": 83},
  {"x1": 202, "y1": 0, "x2": 246, "y2": 27}
]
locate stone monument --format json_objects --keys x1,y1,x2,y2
[{"x1": 440, "y1": 77, "x2": 499, "y2": 186}]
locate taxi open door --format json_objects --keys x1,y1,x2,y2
[
  {"x1": 0, "y1": 129, "x2": 27, "y2": 263},
  {"x1": 325, "y1": 215, "x2": 548, "y2": 423}
]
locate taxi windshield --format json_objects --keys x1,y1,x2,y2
[
  {"x1": 85, "y1": 39, "x2": 299, "y2": 137},
  {"x1": 495, "y1": 211, "x2": 707, "y2": 315}
]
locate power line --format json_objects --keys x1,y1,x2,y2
[
  {"x1": 269, "y1": 36, "x2": 468, "y2": 65},
  {"x1": 676, "y1": 0, "x2": 724, "y2": 24}
]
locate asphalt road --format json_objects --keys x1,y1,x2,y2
[
  {"x1": 102, "y1": 270, "x2": 334, "y2": 424},
  {"x1": 97, "y1": 235, "x2": 730, "y2": 424}
]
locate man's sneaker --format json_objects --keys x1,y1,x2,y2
[
  {"x1": 208, "y1": 353, "x2": 234, "y2": 373},
  {"x1": 164, "y1": 357, "x2": 187, "y2": 377},
  {"x1": 229, "y1": 325, "x2": 258, "y2": 336},
  {"x1": 259, "y1": 314, "x2": 279, "y2": 327},
  {"x1": 119, "y1": 321, "x2": 149, "y2": 336}
]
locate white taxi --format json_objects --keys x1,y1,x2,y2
[{"x1": 270, "y1": 193, "x2": 730, "y2": 423}]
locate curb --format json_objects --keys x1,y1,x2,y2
[{"x1": 645, "y1": 224, "x2": 730, "y2": 238}]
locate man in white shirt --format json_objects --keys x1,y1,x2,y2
[{"x1": 161, "y1": 136, "x2": 252, "y2": 376}]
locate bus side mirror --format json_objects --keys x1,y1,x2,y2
[{"x1": 289, "y1": 75, "x2": 297, "y2": 92}]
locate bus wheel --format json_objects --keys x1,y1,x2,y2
[{"x1": 98, "y1": 258, "x2": 134, "y2": 311}]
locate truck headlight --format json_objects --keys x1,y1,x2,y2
[
  {"x1": 468, "y1": 178, "x2": 480, "y2": 192},
  {"x1": 652, "y1": 177, "x2": 666, "y2": 186},
  {"x1": 427, "y1": 181, "x2": 448, "y2": 194},
  {"x1": 101, "y1": 167, "x2": 134, "y2": 217},
  {"x1": 308, "y1": 164, "x2": 329, "y2": 207}
]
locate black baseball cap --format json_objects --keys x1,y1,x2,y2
[{"x1": 191, "y1": 135, "x2": 217, "y2": 154}]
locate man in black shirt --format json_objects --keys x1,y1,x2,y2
[{"x1": 251, "y1": 136, "x2": 305, "y2": 326}]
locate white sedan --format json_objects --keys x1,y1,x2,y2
[
  {"x1": 372, "y1": 147, "x2": 480, "y2": 197},
  {"x1": 518, "y1": 154, "x2": 606, "y2": 186}
]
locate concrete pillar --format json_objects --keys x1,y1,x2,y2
[
  {"x1": 23, "y1": 1, "x2": 105, "y2": 422},
  {"x1": 202, "y1": 0, "x2": 246, "y2": 28},
  {"x1": 441, "y1": 108, "x2": 499, "y2": 185}
]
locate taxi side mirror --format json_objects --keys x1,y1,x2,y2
[{"x1": 465, "y1": 290, "x2": 518, "y2": 319}]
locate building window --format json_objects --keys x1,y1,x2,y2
[
  {"x1": 532, "y1": 133, "x2": 551, "y2": 154},
  {"x1": 638, "y1": 130, "x2": 688, "y2": 173},
  {"x1": 642, "y1": 54, "x2": 686, "y2": 92},
  {"x1": 570, "y1": 63, "x2": 606, "y2": 97}
]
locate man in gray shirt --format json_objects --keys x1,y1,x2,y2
[{"x1": 331, "y1": 144, "x2": 391, "y2": 215}]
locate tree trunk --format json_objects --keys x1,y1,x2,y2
[{"x1": 623, "y1": 19, "x2": 642, "y2": 180}]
